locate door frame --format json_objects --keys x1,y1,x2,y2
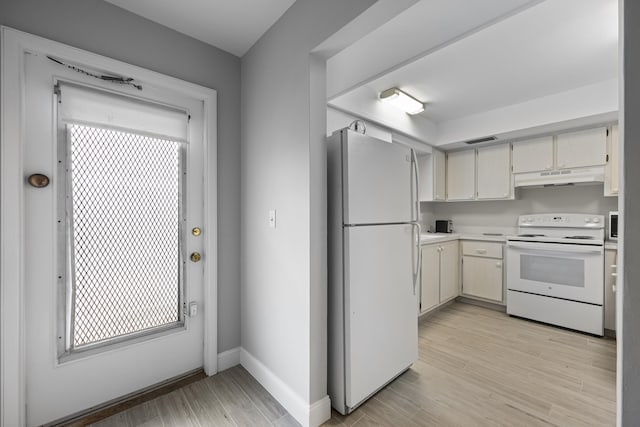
[{"x1": 0, "y1": 26, "x2": 218, "y2": 427}]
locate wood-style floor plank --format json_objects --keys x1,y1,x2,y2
[{"x1": 91, "y1": 302, "x2": 615, "y2": 427}]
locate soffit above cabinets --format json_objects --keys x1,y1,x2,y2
[
  {"x1": 103, "y1": 0, "x2": 296, "y2": 57},
  {"x1": 328, "y1": 0, "x2": 619, "y2": 149}
]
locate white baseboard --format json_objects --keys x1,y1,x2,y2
[
  {"x1": 217, "y1": 347, "x2": 241, "y2": 372},
  {"x1": 240, "y1": 348, "x2": 331, "y2": 427}
]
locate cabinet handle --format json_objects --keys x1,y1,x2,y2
[
  {"x1": 611, "y1": 264, "x2": 617, "y2": 268},
  {"x1": 613, "y1": 284, "x2": 617, "y2": 292},
  {"x1": 476, "y1": 249, "x2": 487, "y2": 254},
  {"x1": 496, "y1": 262, "x2": 502, "y2": 268},
  {"x1": 612, "y1": 272, "x2": 617, "y2": 277},
  {"x1": 503, "y1": 193, "x2": 508, "y2": 197}
]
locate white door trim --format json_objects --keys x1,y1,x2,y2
[{"x1": 0, "y1": 26, "x2": 218, "y2": 427}]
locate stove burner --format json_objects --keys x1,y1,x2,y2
[
  {"x1": 518, "y1": 234, "x2": 546, "y2": 238},
  {"x1": 564, "y1": 235, "x2": 594, "y2": 240}
]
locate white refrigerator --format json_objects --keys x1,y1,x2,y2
[{"x1": 327, "y1": 129, "x2": 420, "y2": 415}]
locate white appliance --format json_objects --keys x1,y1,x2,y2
[
  {"x1": 506, "y1": 213, "x2": 605, "y2": 336},
  {"x1": 327, "y1": 129, "x2": 419, "y2": 415},
  {"x1": 514, "y1": 166, "x2": 605, "y2": 188}
]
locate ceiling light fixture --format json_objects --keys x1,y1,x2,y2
[{"x1": 379, "y1": 87, "x2": 424, "y2": 115}]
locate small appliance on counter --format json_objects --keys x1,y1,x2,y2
[
  {"x1": 609, "y1": 211, "x2": 618, "y2": 241},
  {"x1": 435, "y1": 220, "x2": 453, "y2": 233}
]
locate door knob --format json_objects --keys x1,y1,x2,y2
[
  {"x1": 190, "y1": 252, "x2": 201, "y2": 262},
  {"x1": 28, "y1": 173, "x2": 50, "y2": 188}
]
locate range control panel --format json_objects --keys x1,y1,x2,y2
[{"x1": 518, "y1": 213, "x2": 605, "y2": 229}]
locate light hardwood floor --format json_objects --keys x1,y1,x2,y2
[{"x1": 91, "y1": 303, "x2": 616, "y2": 426}]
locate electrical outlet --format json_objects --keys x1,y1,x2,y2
[{"x1": 269, "y1": 209, "x2": 276, "y2": 229}]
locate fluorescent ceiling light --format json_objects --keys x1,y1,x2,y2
[{"x1": 379, "y1": 87, "x2": 424, "y2": 115}]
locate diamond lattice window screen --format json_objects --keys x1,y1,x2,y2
[{"x1": 68, "y1": 124, "x2": 183, "y2": 348}]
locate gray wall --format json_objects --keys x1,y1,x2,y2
[
  {"x1": 0, "y1": 0, "x2": 242, "y2": 353},
  {"x1": 621, "y1": 0, "x2": 639, "y2": 424},
  {"x1": 240, "y1": 0, "x2": 375, "y2": 405}
]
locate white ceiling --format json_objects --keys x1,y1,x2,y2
[
  {"x1": 104, "y1": 0, "x2": 297, "y2": 57},
  {"x1": 329, "y1": 0, "x2": 618, "y2": 143},
  {"x1": 326, "y1": 0, "x2": 538, "y2": 98}
]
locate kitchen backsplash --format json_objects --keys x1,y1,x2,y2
[{"x1": 420, "y1": 185, "x2": 618, "y2": 235}]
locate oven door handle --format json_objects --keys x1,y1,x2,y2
[{"x1": 507, "y1": 241, "x2": 604, "y2": 254}]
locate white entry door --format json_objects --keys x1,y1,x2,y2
[{"x1": 23, "y1": 51, "x2": 207, "y2": 426}]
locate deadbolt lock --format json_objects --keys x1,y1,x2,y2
[
  {"x1": 192, "y1": 227, "x2": 202, "y2": 236},
  {"x1": 190, "y1": 252, "x2": 202, "y2": 263}
]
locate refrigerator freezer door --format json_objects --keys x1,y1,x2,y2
[
  {"x1": 344, "y1": 224, "x2": 418, "y2": 410},
  {"x1": 343, "y1": 131, "x2": 415, "y2": 225}
]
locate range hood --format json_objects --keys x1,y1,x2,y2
[{"x1": 514, "y1": 166, "x2": 605, "y2": 188}]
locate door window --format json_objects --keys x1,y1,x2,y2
[
  {"x1": 65, "y1": 124, "x2": 185, "y2": 351},
  {"x1": 57, "y1": 82, "x2": 190, "y2": 355}
]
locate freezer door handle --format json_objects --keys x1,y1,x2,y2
[
  {"x1": 411, "y1": 222, "x2": 422, "y2": 295},
  {"x1": 411, "y1": 148, "x2": 420, "y2": 223}
]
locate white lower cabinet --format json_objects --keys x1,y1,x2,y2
[
  {"x1": 461, "y1": 240, "x2": 504, "y2": 303},
  {"x1": 604, "y1": 249, "x2": 617, "y2": 331},
  {"x1": 420, "y1": 240, "x2": 460, "y2": 314}
]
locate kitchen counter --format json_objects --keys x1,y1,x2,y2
[{"x1": 420, "y1": 233, "x2": 507, "y2": 245}]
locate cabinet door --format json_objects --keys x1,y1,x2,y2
[
  {"x1": 439, "y1": 241, "x2": 459, "y2": 302},
  {"x1": 434, "y1": 149, "x2": 446, "y2": 201},
  {"x1": 512, "y1": 137, "x2": 553, "y2": 173},
  {"x1": 477, "y1": 144, "x2": 511, "y2": 199},
  {"x1": 420, "y1": 244, "x2": 440, "y2": 313},
  {"x1": 446, "y1": 150, "x2": 475, "y2": 201},
  {"x1": 462, "y1": 256, "x2": 503, "y2": 302},
  {"x1": 604, "y1": 249, "x2": 617, "y2": 331},
  {"x1": 605, "y1": 125, "x2": 619, "y2": 196},
  {"x1": 417, "y1": 149, "x2": 446, "y2": 202},
  {"x1": 556, "y1": 127, "x2": 606, "y2": 169}
]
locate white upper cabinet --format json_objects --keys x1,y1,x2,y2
[
  {"x1": 512, "y1": 136, "x2": 553, "y2": 173},
  {"x1": 433, "y1": 150, "x2": 446, "y2": 201},
  {"x1": 555, "y1": 127, "x2": 607, "y2": 169},
  {"x1": 418, "y1": 149, "x2": 446, "y2": 202},
  {"x1": 605, "y1": 124, "x2": 619, "y2": 196},
  {"x1": 476, "y1": 144, "x2": 512, "y2": 200},
  {"x1": 446, "y1": 150, "x2": 475, "y2": 201}
]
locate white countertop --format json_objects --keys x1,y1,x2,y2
[{"x1": 420, "y1": 232, "x2": 507, "y2": 245}]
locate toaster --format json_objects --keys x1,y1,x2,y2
[{"x1": 435, "y1": 220, "x2": 453, "y2": 233}]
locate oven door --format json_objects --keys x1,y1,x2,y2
[{"x1": 506, "y1": 241, "x2": 604, "y2": 305}]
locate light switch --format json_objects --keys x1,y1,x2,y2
[
  {"x1": 269, "y1": 209, "x2": 276, "y2": 229},
  {"x1": 189, "y1": 301, "x2": 198, "y2": 317}
]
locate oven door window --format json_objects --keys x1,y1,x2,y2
[{"x1": 521, "y1": 255, "x2": 585, "y2": 287}]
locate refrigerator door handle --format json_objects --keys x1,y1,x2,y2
[
  {"x1": 411, "y1": 222, "x2": 422, "y2": 295},
  {"x1": 411, "y1": 149, "x2": 420, "y2": 223}
]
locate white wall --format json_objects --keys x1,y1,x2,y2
[
  {"x1": 421, "y1": 185, "x2": 618, "y2": 235},
  {"x1": 0, "y1": 0, "x2": 242, "y2": 354},
  {"x1": 240, "y1": 1, "x2": 376, "y2": 424}
]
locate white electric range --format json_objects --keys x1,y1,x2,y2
[{"x1": 506, "y1": 213, "x2": 605, "y2": 336}]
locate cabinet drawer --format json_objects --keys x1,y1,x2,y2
[{"x1": 462, "y1": 240, "x2": 503, "y2": 258}]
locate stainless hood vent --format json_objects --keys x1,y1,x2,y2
[
  {"x1": 464, "y1": 136, "x2": 497, "y2": 145},
  {"x1": 514, "y1": 166, "x2": 605, "y2": 188}
]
